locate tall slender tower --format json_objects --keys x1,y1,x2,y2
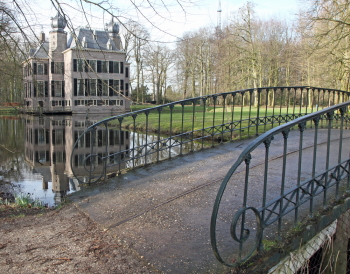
[
  {"x1": 49, "y1": 13, "x2": 67, "y2": 54},
  {"x1": 217, "y1": 0, "x2": 222, "y2": 30}
]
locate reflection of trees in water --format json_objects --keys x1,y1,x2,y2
[
  {"x1": 129, "y1": 132, "x2": 201, "y2": 167},
  {"x1": 0, "y1": 117, "x2": 26, "y2": 182}
]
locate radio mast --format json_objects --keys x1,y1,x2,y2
[{"x1": 217, "y1": 0, "x2": 222, "y2": 30}]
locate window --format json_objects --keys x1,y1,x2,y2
[
  {"x1": 102, "y1": 79, "x2": 108, "y2": 96},
  {"x1": 34, "y1": 63, "x2": 48, "y2": 75},
  {"x1": 125, "y1": 83, "x2": 129, "y2": 96},
  {"x1": 120, "y1": 79, "x2": 124, "y2": 91},
  {"x1": 84, "y1": 60, "x2": 89, "y2": 72},
  {"x1": 34, "y1": 81, "x2": 48, "y2": 97},
  {"x1": 37, "y1": 128, "x2": 46, "y2": 144},
  {"x1": 97, "y1": 60, "x2": 102, "y2": 73},
  {"x1": 97, "y1": 79, "x2": 102, "y2": 96},
  {"x1": 51, "y1": 81, "x2": 64, "y2": 97},
  {"x1": 102, "y1": 61, "x2": 108, "y2": 73},
  {"x1": 73, "y1": 59, "x2": 77, "y2": 72},
  {"x1": 24, "y1": 83, "x2": 27, "y2": 98},
  {"x1": 125, "y1": 67, "x2": 129, "y2": 78},
  {"x1": 51, "y1": 100, "x2": 65, "y2": 106},
  {"x1": 108, "y1": 79, "x2": 121, "y2": 96},
  {"x1": 74, "y1": 100, "x2": 85, "y2": 106},
  {"x1": 28, "y1": 82, "x2": 32, "y2": 97},
  {"x1": 109, "y1": 79, "x2": 113, "y2": 96},
  {"x1": 85, "y1": 79, "x2": 90, "y2": 95},
  {"x1": 90, "y1": 79, "x2": 97, "y2": 96},
  {"x1": 78, "y1": 59, "x2": 84, "y2": 72},
  {"x1": 109, "y1": 61, "x2": 114, "y2": 73},
  {"x1": 114, "y1": 80, "x2": 120, "y2": 95},
  {"x1": 113, "y1": 61, "x2": 119, "y2": 73},
  {"x1": 37, "y1": 64, "x2": 44, "y2": 75},
  {"x1": 89, "y1": 60, "x2": 96, "y2": 72},
  {"x1": 51, "y1": 62, "x2": 64, "y2": 74},
  {"x1": 77, "y1": 79, "x2": 84, "y2": 96},
  {"x1": 120, "y1": 62, "x2": 124, "y2": 74}
]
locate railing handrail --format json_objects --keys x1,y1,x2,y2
[
  {"x1": 210, "y1": 100, "x2": 350, "y2": 267},
  {"x1": 215, "y1": 101, "x2": 349, "y2": 178},
  {"x1": 87, "y1": 86, "x2": 350, "y2": 129},
  {"x1": 71, "y1": 86, "x2": 350, "y2": 184}
]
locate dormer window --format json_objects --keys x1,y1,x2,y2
[
  {"x1": 82, "y1": 37, "x2": 87, "y2": 48},
  {"x1": 107, "y1": 39, "x2": 113, "y2": 50}
]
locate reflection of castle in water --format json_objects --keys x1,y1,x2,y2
[{"x1": 24, "y1": 114, "x2": 129, "y2": 203}]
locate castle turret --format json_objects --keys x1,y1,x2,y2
[
  {"x1": 105, "y1": 18, "x2": 121, "y2": 50},
  {"x1": 49, "y1": 13, "x2": 67, "y2": 53}
]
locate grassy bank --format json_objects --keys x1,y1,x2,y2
[{"x1": 0, "y1": 107, "x2": 20, "y2": 114}]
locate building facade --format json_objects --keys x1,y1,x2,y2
[{"x1": 23, "y1": 13, "x2": 130, "y2": 114}]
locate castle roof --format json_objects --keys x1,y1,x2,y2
[
  {"x1": 29, "y1": 41, "x2": 49, "y2": 59},
  {"x1": 67, "y1": 27, "x2": 120, "y2": 51}
]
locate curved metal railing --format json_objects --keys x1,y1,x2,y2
[
  {"x1": 210, "y1": 100, "x2": 350, "y2": 267},
  {"x1": 70, "y1": 86, "x2": 350, "y2": 184}
]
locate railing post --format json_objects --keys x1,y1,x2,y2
[
  {"x1": 248, "y1": 89, "x2": 253, "y2": 137},
  {"x1": 169, "y1": 104, "x2": 174, "y2": 158},
  {"x1": 279, "y1": 88, "x2": 283, "y2": 125},
  {"x1": 118, "y1": 117, "x2": 123, "y2": 173},
  {"x1": 201, "y1": 97, "x2": 207, "y2": 149},
  {"x1": 240, "y1": 153, "x2": 253, "y2": 256},
  {"x1": 89, "y1": 127, "x2": 97, "y2": 183},
  {"x1": 157, "y1": 107, "x2": 162, "y2": 162},
  {"x1": 293, "y1": 88, "x2": 296, "y2": 118},
  {"x1": 255, "y1": 88, "x2": 261, "y2": 136},
  {"x1": 279, "y1": 129, "x2": 290, "y2": 235},
  {"x1": 221, "y1": 94, "x2": 227, "y2": 143},
  {"x1": 144, "y1": 110, "x2": 150, "y2": 164},
  {"x1": 180, "y1": 102, "x2": 185, "y2": 155},
  {"x1": 103, "y1": 122, "x2": 108, "y2": 180},
  {"x1": 262, "y1": 136, "x2": 274, "y2": 241},
  {"x1": 310, "y1": 116, "x2": 320, "y2": 217},
  {"x1": 240, "y1": 92, "x2": 244, "y2": 139},
  {"x1": 264, "y1": 89, "x2": 269, "y2": 133},
  {"x1": 212, "y1": 95, "x2": 217, "y2": 147},
  {"x1": 335, "y1": 107, "x2": 346, "y2": 200},
  {"x1": 295, "y1": 121, "x2": 306, "y2": 223},
  {"x1": 191, "y1": 99, "x2": 196, "y2": 151},
  {"x1": 230, "y1": 94, "x2": 235, "y2": 141},
  {"x1": 323, "y1": 111, "x2": 334, "y2": 207},
  {"x1": 132, "y1": 114, "x2": 137, "y2": 168}
]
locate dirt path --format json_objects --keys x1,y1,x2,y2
[{"x1": 0, "y1": 204, "x2": 158, "y2": 274}]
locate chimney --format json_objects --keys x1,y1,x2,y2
[{"x1": 40, "y1": 32, "x2": 45, "y2": 43}]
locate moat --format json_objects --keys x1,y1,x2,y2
[{"x1": 0, "y1": 114, "x2": 200, "y2": 206}]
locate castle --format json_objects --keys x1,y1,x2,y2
[{"x1": 23, "y1": 13, "x2": 130, "y2": 114}]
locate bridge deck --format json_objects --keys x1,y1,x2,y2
[{"x1": 69, "y1": 128, "x2": 350, "y2": 273}]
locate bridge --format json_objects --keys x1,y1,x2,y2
[{"x1": 69, "y1": 86, "x2": 350, "y2": 273}]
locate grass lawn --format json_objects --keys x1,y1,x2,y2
[{"x1": 114, "y1": 104, "x2": 313, "y2": 136}]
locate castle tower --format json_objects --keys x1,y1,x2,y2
[
  {"x1": 49, "y1": 13, "x2": 67, "y2": 54},
  {"x1": 105, "y1": 18, "x2": 121, "y2": 50},
  {"x1": 49, "y1": 13, "x2": 67, "y2": 106}
]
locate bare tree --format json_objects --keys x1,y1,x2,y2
[
  {"x1": 123, "y1": 20, "x2": 150, "y2": 103},
  {"x1": 144, "y1": 43, "x2": 174, "y2": 104}
]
